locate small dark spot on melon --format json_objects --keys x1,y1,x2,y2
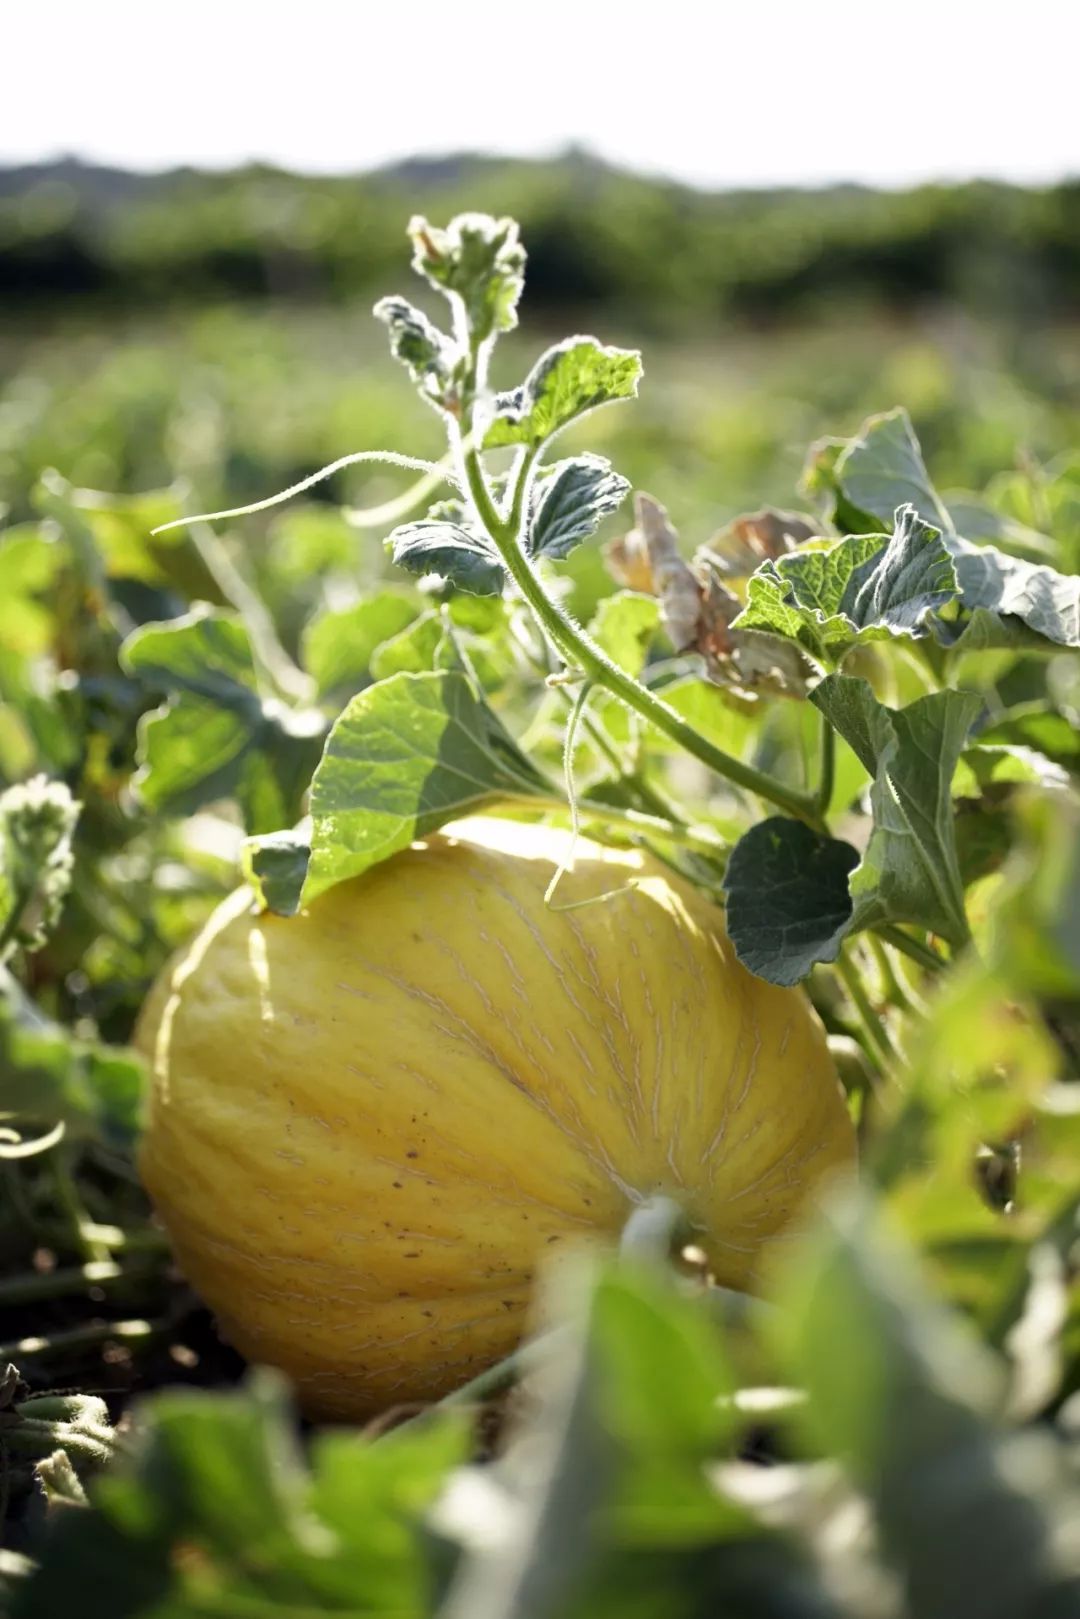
[
  {"x1": 403, "y1": 1251, "x2": 420, "y2": 1259},
  {"x1": 406, "y1": 1150, "x2": 418, "y2": 1159},
  {"x1": 392, "y1": 1181, "x2": 403, "y2": 1189}
]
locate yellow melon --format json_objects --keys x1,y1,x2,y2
[{"x1": 138, "y1": 816, "x2": 854, "y2": 1418}]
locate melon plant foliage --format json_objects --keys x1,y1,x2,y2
[{"x1": 1, "y1": 212, "x2": 1079, "y2": 1618}]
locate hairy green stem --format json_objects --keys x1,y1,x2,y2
[
  {"x1": 461, "y1": 442, "x2": 819, "y2": 825},
  {"x1": 524, "y1": 622, "x2": 698, "y2": 832}
]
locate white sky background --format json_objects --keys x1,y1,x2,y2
[{"x1": 4, "y1": 0, "x2": 1079, "y2": 189}]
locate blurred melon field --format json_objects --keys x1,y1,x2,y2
[
  {"x1": 3, "y1": 157, "x2": 1079, "y2": 536},
  {"x1": 2, "y1": 154, "x2": 1080, "y2": 1619}
]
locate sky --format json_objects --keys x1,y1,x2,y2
[{"x1": 4, "y1": 0, "x2": 1079, "y2": 190}]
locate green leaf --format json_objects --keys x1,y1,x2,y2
[
  {"x1": 34, "y1": 474, "x2": 226, "y2": 604},
  {"x1": 655, "y1": 677, "x2": 756, "y2": 761},
  {"x1": 803, "y1": 407, "x2": 950, "y2": 533},
  {"x1": 0, "y1": 973, "x2": 144, "y2": 1150},
  {"x1": 409, "y1": 212, "x2": 526, "y2": 342},
  {"x1": 589, "y1": 592, "x2": 661, "y2": 678},
  {"x1": 121, "y1": 607, "x2": 260, "y2": 703},
  {"x1": 369, "y1": 611, "x2": 457, "y2": 679},
  {"x1": 945, "y1": 539, "x2": 1080, "y2": 649},
  {"x1": 810, "y1": 676, "x2": 981, "y2": 945},
  {"x1": 802, "y1": 409, "x2": 1080, "y2": 650},
  {"x1": 723, "y1": 819, "x2": 858, "y2": 987},
  {"x1": 366, "y1": 604, "x2": 514, "y2": 695},
  {"x1": 0, "y1": 526, "x2": 65, "y2": 657},
  {"x1": 776, "y1": 1194, "x2": 1080, "y2": 1619},
  {"x1": 388, "y1": 519, "x2": 506, "y2": 597},
  {"x1": 241, "y1": 824, "x2": 312, "y2": 917},
  {"x1": 15, "y1": 1373, "x2": 466, "y2": 1619},
  {"x1": 485, "y1": 338, "x2": 642, "y2": 450},
  {"x1": 953, "y1": 744, "x2": 1069, "y2": 797},
  {"x1": 301, "y1": 670, "x2": 549, "y2": 906},
  {"x1": 935, "y1": 603, "x2": 1063, "y2": 654},
  {"x1": 951, "y1": 742, "x2": 1070, "y2": 891},
  {"x1": 944, "y1": 494, "x2": 1055, "y2": 561},
  {"x1": 301, "y1": 591, "x2": 420, "y2": 696},
  {"x1": 133, "y1": 695, "x2": 322, "y2": 834},
  {"x1": 984, "y1": 790, "x2": 1080, "y2": 999},
  {"x1": 443, "y1": 1265, "x2": 837, "y2": 1618},
  {"x1": 528, "y1": 454, "x2": 631, "y2": 562},
  {"x1": 373, "y1": 294, "x2": 458, "y2": 410},
  {"x1": 122, "y1": 609, "x2": 324, "y2": 833},
  {"x1": 733, "y1": 505, "x2": 958, "y2": 659},
  {"x1": 953, "y1": 790, "x2": 1019, "y2": 888},
  {"x1": 586, "y1": 1269, "x2": 740, "y2": 1546},
  {"x1": 977, "y1": 705, "x2": 1080, "y2": 772}
]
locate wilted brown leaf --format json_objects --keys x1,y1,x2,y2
[
  {"x1": 607, "y1": 493, "x2": 701, "y2": 649},
  {"x1": 700, "y1": 508, "x2": 819, "y2": 583},
  {"x1": 603, "y1": 527, "x2": 655, "y2": 594},
  {"x1": 606, "y1": 492, "x2": 811, "y2": 698}
]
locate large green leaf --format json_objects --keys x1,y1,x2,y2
[
  {"x1": 805, "y1": 409, "x2": 1080, "y2": 650},
  {"x1": 944, "y1": 540, "x2": 1080, "y2": 649},
  {"x1": 810, "y1": 676, "x2": 981, "y2": 945},
  {"x1": 301, "y1": 669, "x2": 550, "y2": 905},
  {"x1": 803, "y1": 407, "x2": 951, "y2": 533},
  {"x1": 723, "y1": 819, "x2": 859, "y2": 987},
  {"x1": 121, "y1": 609, "x2": 324, "y2": 834},
  {"x1": 734, "y1": 504, "x2": 958, "y2": 660},
  {"x1": 301, "y1": 591, "x2": 421, "y2": 697},
  {"x1": 485, "y1": 338, "x2": 642, "y2": 450}
]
